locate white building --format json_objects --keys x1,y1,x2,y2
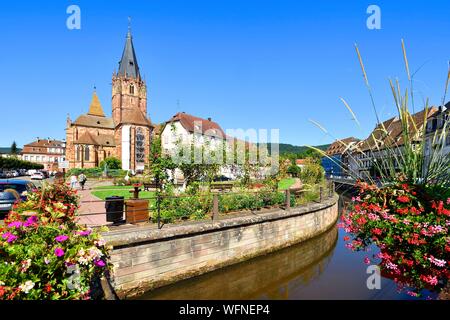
[
  {"x1": 21, "y1": 139, "x2": 66, "y2": 172},
  {"x1": 160, "y1": 112, "x2": 268, "y2": 181},
  {"x1": 349, "y1": 108, "x2": 438, "y2": 180},
  {"x1": 424, "y1": 102, "x2": 450, "y2": 171}
]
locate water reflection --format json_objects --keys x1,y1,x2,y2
[
  {"x1": 135, "y1": 196, "x2": 417, "y2": 300},
  {"x1": 136, "y1": 224, "x2": 338, "y2": 300}
]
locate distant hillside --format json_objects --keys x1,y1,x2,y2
[
  {"x1": 262, "y1": 143, "x2": 330, "y2": 156},
  {"x1": 0, "y1": 147, "x2": 22, "y2": 154}
]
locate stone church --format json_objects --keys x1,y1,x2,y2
[{"x1": 66, "y1": 28, "x2": 153, "y2": 171}]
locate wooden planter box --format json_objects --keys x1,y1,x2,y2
[{"x1": 125, "y1": 199, "x2": 149, "y2": 224}]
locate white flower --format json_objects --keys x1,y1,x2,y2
[
  {"x1": 94, "y1": 239, "x2": 106, "y2": 247},
  {"x1": 0, "y1": 281, "x2": 5, "y2": 286},
  {"x1": 88, "y1": 247, "x2": 103, "y2": 260},
  {"x1": 19, "y1": 280, "x2": 35, "y2": 294}
]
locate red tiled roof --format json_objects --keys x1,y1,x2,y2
[
  {"x1": 167, "y1": 112, "x2": 225, "y2": 137},
  {"x1": 326, "y1": 137, "x2": 360, "y2": 156},
  {"x1": 120, "y1": 108, "x2": 152, "y2": 127},
  {"x1": 295, "y1": 159, "x2": 307, "y2": 165},
  {"x1": 358, "y1": 107, "x2": 438, "y2": 152},
  {"x1": 74, "y1": 131, "x2": 116, "y2": 147}
]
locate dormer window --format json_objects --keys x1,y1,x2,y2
[{"x1": 130, "y1": 84, "x2": 135, "y2": 94}]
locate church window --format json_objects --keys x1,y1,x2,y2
[
  {"x1": 135, "y1": 128, "x2": 145, "y2": 164},
  {"x1": 84, "y1": 146, "x2": 90, "y2": 161},
  {"x1": 130, "y1": 84, "x2": 135, "y2": 95},
  {"x1": 76, "y1": 146, "x2": 81, "y2": 161}
]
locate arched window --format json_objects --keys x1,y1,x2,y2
[
  {"x1": 76, "y1": 146, "x2": 81, "y2": 161},
  {"x1": 129, "y1": 84, "x2": 135, "y2": 95},
  {"x1": 84, "y1": 146, "x2": 90, "y2": 161},
  {"x1": 135, "y1": 127, "x2": 145, "y2": 164}
]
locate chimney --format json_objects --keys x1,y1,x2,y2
[{"x1": 208, "y1": 117, "x2": 212, "y2": 121}]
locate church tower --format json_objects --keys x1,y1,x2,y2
[
  {"x1": 112, "y1": 28, "x2": 148, "y2": 123},
  {"x1": 112, "y1": 26, "x2": 152, "y2": 172}
]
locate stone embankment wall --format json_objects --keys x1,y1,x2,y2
[{"x1": 103, "y1": 195, "x2": 339, "y2": 298}]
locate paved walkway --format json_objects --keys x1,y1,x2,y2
[
  {"x1": 289, "y1": 178, "x2": 303, "y2": 190},
  {"x1": 75, "y1": 180, "x2": 114, "y2": 227}
]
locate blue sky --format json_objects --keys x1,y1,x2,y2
[{"x1": 0, "y1": 0, "x2": 449, "y2": 148}]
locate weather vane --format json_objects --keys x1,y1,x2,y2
[{"x1": 128, "y1": 16, "x2": 132, "y2": 33}]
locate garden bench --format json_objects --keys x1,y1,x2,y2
[
  {"x1": 211, "y1": 183, "x2": 234, "y2": 192},
  {"x1": 143, "y1": 182, "x2": 158, "y2": 191}
]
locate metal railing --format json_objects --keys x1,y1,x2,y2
[{"x1": 77, "y1": 181, "x2": 336, "y2": 228}]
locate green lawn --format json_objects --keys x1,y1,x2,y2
[
  {"x1": 93, "y1": 185, "x2": 137, "y2": 190},
  {"x1": 91, "y1": 186, "x2": 155, "y2": 200},
  {"x1": 278, "y1": 178, "x2": 296, "y2": 191}
]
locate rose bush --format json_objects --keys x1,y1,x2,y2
[
  {"x1": 0, "y1": 182, "x2": 111, "y2": 300},
  {"x1": 339, "y1": 180, "x2": 450, "y2": 297}
]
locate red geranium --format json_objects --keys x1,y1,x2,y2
[{"x1": 397, "y1": 195, "x2": 410, "y2": 203}]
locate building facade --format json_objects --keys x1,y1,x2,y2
[
  {"x1": 66, "y1": 29, "x2": 153, "y2": 171},
  {"x1": 424, "y1": 102, "x2": 450, "y2": 170},
  {"x1": 322, "y1": 137, "x2": 359, "y2": 178},
  {"x1": 349, "y1": 107, "x2": 438, "y2": 180},
  {"x1": 21, "y1": 139, "x2": 66, "y2": 172}
]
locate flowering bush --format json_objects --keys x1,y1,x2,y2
[
  {"x1": 340, "y1": 181, "x2": 450, "y2": 297},
  {"x1": 6, "y1": 182, "x2": 79, "y2": 225},
  {"x1": 0, "y1": 182, "x2": 111, "y2": 300}
]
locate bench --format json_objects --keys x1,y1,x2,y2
[
  {"x1": 211, "y1": 183, "x2": 234, "y2": 192},
  {"x1": 143, "y1": 182, "x2": 159, "y2": 191}
]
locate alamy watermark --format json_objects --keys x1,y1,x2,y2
[
  {"x1": 164, "y1": 122, "x2": 280, "y2": 175},
  {"x1": 66, "y1": 5, "x2": 81, "y2": 30},
  {"x1": 366, "y1": 265, "x2": 381, "y2": 290},
  {"x1": 366, "y1": 5, "x2": 381, "y2": 30}
]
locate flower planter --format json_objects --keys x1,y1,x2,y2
[{"x1": 125, "y1": 199, "x2": 149, "y2": 224}]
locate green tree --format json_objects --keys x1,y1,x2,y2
[
  {"x1": 287, "y1": 164, "x2": 301, "y2": 177},
  {"x1": 10, "y1": 141, "x2": 18, "y2": 155},
  {"x1": 146, "y1": 136, "x2": 176, "y2": 188},
  {"x1": 99, "y1": 157, "x2": 121, "y2": 170}
]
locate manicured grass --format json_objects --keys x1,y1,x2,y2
[
  {"x1": 278, "y1": 178, "x2": 296, "y2": 191},
  {"x1": 93, "y1": 185, "x2": 137, "y2": 190},
  {"x1": 91, "y1": 187, "x2": 155, "y2": 200}
]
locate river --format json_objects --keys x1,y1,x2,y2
[{"x1": 135, "y1": 195, "x2": 436, "y2": 300}]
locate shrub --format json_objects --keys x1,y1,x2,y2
[
  {"x1": 0, "y1": 182, "x2": 111, "y2": 300},
  {"x1": 99, "y1": 157, "x2": 121, "y2": 170},
  {"x1": 287, "y1": 164, "x2": 301, "y2": 177},
  {"x1": 0, "y1": 157, "x2": 44, "y2": 170},
  {"x1": 300, "y1": 162, "x2": 324, "y2": 184}
]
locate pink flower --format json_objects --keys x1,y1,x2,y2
[
  {"x1": 2, "y1": 232, "x2": 18, "y2": 243},
  {"x1": 364, "y1": 257, "x2": 371, "y2": 265},
  {"x1": 7, "y1": 221, "x2": 23, "y2": 229},
  {"x1": 428, "y1": 256, "x2": 446, "y2": 267},
  {"x1": 95, "y1": 259, "x2": 106, "y2": 267},
  {"x1": 77, "y1": 230, "x2": 92, "y2": 237},
  {"x1": 384, "y1": 261, "x2": 398, "y2": 270},
  {"x1": 24, "y1": 215, "x2": 38, "y2": 227},
  {"x1": 54, "y1": 248, "x2": 65, "y2": 257},
  {"x1": 55, "y1": 235, "x2": 69, "y2": 243},
  {"x1": 406, "y1": 291, "x2": 419, "y2": 297}
]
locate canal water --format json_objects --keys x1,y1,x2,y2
[{"x1": 136, "y1": 196, "x2": 435, "y2": 300}]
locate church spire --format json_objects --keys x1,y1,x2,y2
[
  {"x1": 88, "y1": 88, "x2": 105, "y2": 117},
  {"x1": 118, "y1": 19, "x2": 140, "y2": 79}
]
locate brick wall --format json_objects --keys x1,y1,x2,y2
[{"x1": 103, "y1": 195, "x2": 339, "y2": 298}]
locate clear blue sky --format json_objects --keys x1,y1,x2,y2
[{"x1": 0, "y1": 0, "x2": 449, "y2": 148}]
